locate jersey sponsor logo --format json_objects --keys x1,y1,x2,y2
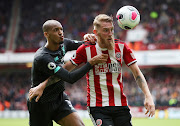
[
  {"x1": 115, "y1": 52, "x2": 121, "y2": 60},
  {"x1": 95, "y1": 63, "x2": 121, "y2": 75},
  {"x1": 48, "y1": 62, "x2": 56, "y2": 70},
  {"x1": 96, "y1": 119, "x2": 102, "y2": 126}
]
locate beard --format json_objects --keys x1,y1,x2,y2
[{"x1": 99, "y1": 34, "x2": 115, "y2": 50}]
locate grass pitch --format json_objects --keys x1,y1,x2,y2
[{"x1": 0, "y1": 118, "x2": 179, "y2": 126}]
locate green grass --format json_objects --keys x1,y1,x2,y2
[{"x1": 0, "y1": 118, "x2": 180, "y2": 126}]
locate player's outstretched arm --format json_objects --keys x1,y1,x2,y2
[
  {"x1": 129, "y1": 63, "x2": 155, "y2": 117},
  {"x1": 55, "y1": 53, "x2": 108, "y2": 83},
  {"x1": 65, "y1": 34, "x2": 96, "y2": 51},
  {"x1": 29, "y1": 54, "x2": 108, "y2": 102}
]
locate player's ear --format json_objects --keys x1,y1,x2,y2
[{"x1": 44, "y1": 32, "x2": 48, "y2": 38}]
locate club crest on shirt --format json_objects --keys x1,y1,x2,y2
[
  {"x1": 48, "y1": 62, "x2": 56, "y2": 70},
  {"x1": 115, "y1": 52, "x2": 121, "y2": 60},
  {"x1": 96, "y1": 119, "x2": 102, "y2": 126}
]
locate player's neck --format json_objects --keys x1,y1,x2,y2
[
  {"x1": 97, "y1": 40, "x2": 107, "y2": 49},
  {"x1": 45, "y1": 42, "x2": 60, "y2": 51},
  {"x1": 97, "y1": 40, "x2": 114, "y2": 50}
]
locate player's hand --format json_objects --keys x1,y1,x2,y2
[
  {"x1": 83, "y1": 33, "x2": 97, "y2": 44},
  {"x1": 89, "y1": 54, "x2": 108, "y2": 65},
  {"x1": 144, "y1": 95, "x2": 155, "y2": 117},
  {"x1": 28, "y1": 84, "x2": 44, "y2": 102}
]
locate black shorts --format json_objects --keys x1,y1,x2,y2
[
  {"x1": 88, "y1": 106, "x2": 132, "y2": 126},
  {"x1": 27, "y1": 92, "x2": 76, "y2": 126}
]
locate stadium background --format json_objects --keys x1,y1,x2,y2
[{"x1": 0, "y1": 0, "x2": 180, "y2": 125}]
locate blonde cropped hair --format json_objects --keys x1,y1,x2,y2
[{"x1": 93, "y1": 14, "x2": 113, "y2": 30}]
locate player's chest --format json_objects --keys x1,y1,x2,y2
[
  {"x1": 94, "y1": 55, "x2": 122, "y2": 75},
  {"x1": 89, "y1": 47, "x2": 123, "y2": 75},
  {"x1": 52, "y1": 46, "x2": 66, "y2": 64}
]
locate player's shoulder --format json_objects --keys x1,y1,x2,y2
[
  {"x1": 63, "y1": 38, "x2": 82, "y2": 44},
  {"x1": 63, "y1": 38, "x2": 75, "y2": 43},
  {"x1": 34, "y1": 47, "x2": 49, "y2": 61},
  {"x1": 34, "y1": 47, "x2": 43, "y2": 57},
  {"x1": 75, "y1": 41, "x2": 95, "y2": 52},
  {"x1": 114, "y1": 39, "x2": 126, "y2": 45}
]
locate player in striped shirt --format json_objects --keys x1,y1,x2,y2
[{"x1": 69, "y1": 14, "x2": 155, "y2": 126}]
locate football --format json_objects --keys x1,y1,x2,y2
[{"x1": 116, "y1": 5, "x2": 140, "y2": 30}]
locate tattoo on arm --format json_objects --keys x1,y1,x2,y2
[
  {"x1": 46, "y1": 75, "x2": 61, "y2": 87},
  {"x1": 136, "y1": 75, "x2": 146, "y2": 89}
]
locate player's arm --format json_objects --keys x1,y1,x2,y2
[
  {"x1": 29, "y1": 54, "x2": 108, "y2": 102},
  {"x1": 129, "y1": 62, "x2": 155, "y2": 117},
  {"x1": 54, "y1": 54, "x2": 107, "y2": 83},
  {"x1": 43, "y1": 61, "x2": 76, "y2": 88},
  {"x1": 64, "y1": 34, "x2": 96, "y2": 51},
  {"x1": 64, "y1": 38, "x2": 83, "y2": 51},
  {"x1": 28, "y1": 61, "x2": 77, "y2": 102},
  {"x1": 55, "y1": 62, "x2": 90, "y2": 83}
]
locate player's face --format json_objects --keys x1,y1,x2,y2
[
  {"x1": 96, "y1": 22, "x2": 114, "y2": 49},
  {"x1": 47, "y1": 23, "x2": 64, "y2": 44}
]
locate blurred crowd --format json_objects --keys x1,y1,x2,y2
[
  {"x1": 0, "y1": 67, "x2": 179, "y2": 111},
  {"x1": 123, "y1": 67, "x2": 180, "y2": 108},
  {"x1": 15, "y1": 0, "x2": 105, "y2": 52},
  {"x1": 0, "y1": 0, "x2": 12, "y2": 52},
  {"x1": 0, "y1": 0, "x2": 179, "y2": 53},
  {"x1": 0, "y1": 70, "x2": 30, "y2": 110}
]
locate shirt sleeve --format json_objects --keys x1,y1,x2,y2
[
  {"x1": 70, "y1": 44, "x2": 87, "y2": 66},
  {"x1": 123, "y1": 43, "x2": 137, "y2": 66},
  {"x1": 38, "y1": 54, "x2": 92, "y2": 84},
  {"x1": 63, "y1": 38, "x2": 84, "y2": 51},
  {"x1": 55, "y1": 62, "x2": 92, "y2": 84}
]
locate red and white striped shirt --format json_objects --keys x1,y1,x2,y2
[{"x1": 70, "y1": 39, "x2": 137, "y2": 107}]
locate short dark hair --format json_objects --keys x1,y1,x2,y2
[{"x1": 42, "y1": 20, "x2": 60, "y2": 32}]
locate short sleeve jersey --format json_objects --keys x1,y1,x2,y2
[{"x1": 70, "y1": 39, "x2": 137, "y2": 107}]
